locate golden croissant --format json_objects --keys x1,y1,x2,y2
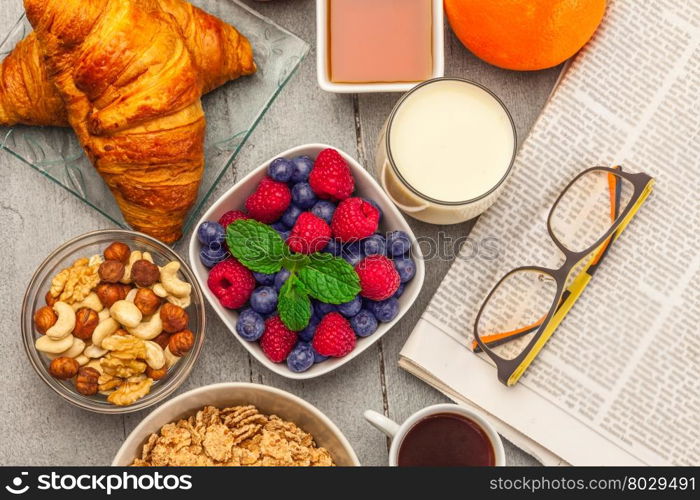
[
  {"x1": 0, "y1": 0, "x2": 255, "y2": 127},
  {"x1": 16, "y1": 0, "x2": 255, "y2": 242}
]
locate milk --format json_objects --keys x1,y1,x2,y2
[{"x1": 376, "y1": 79, "x2": 516, "y2": 224}]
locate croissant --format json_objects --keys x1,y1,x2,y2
[
  {"x1": 0, "y1": 0, "x2": 255, "y2": 127},
  {"x1": 24, "y1": 0, "x2": 254, "y2": 243}
]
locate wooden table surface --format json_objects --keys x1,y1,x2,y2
[{"x1": 0, "y1": 0, "x2": 562, "y2": 466}]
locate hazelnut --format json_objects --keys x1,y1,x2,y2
[
  {"x1": 34, "y1": 306, "x2": 58, "y2": 334},
  {"x1": 95, "y1": 283, "x2": 127, "y2": 308},
  {"x1": 98, "y1": 260, "x2": 125, "y2": 283},
  {"x1": 75, "y1": 366, "x2": 100, "y2": 395},
  {"x1": 146, "y1": 366, "x2": 168, "y2": 380},
  {"x1": 152, "y1": 331, "x2": 171, "y2": 350},
  {"x1": 73, "y1": 308, "x2": 99, "y2": 340},
  {"x1": 160, "y1": 303, "x2": 189, "y2": 333},
  {"x1": 131, "y1": 260, "x2": 160, "y2": 287},
  {"x1": 134, "y1": 288, "x2": 161, "y2": 316},
  {"x1": 49, "y1": 357, "x2": 80, "y2": 379},
  {"x1": 104, "y1": 242, "x2": 131, "y2": 263},
  {"x1": 45, "y1": 291, "x2": 58, "y2": 307},
  {"x1": 168, "y1": 329, "x2": 195, "y2": 356}
]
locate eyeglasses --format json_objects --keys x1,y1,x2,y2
[{"x1": 472, "y1": 166, "x2": 655, "y2": 386}]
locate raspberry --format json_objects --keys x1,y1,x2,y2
[
  {"x1": 312, "y1": 312, "x2": 356, "y2": 357},
  {"x1": 309, "y1": 148, "x2": 355, "y2": 201},
  {"x1": 260, "y1": 316, "x2": 298, "y2": 363},
  {"x1": 245, "y1": 177, "x2": 292, "y2": 223},
  {"x1": 355, "y1": 255, "x2": 400, "y2": 301},
  {"x1": 218, "y1": 210, "x2": 249, "y2": 229},
  {"x1": 331, "y1": 197, "x2": 380, "y2": 242},
  {"x1": 287, "y1": 212, "x2": 332, "y2": 254},
  {"x1": 207, "y1": 259, "x2": 255, "y2": 309}
]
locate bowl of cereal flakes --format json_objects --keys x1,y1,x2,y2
[
  {"x1": 21, "y1": 229, "x2": 206, "y2": 414},
  {"x1": 113, "y1": 382, "x2": 360, "y2": 466}
]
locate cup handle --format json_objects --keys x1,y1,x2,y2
[
  {"x1": 379, "y1": 160, "x2": 430, "y2": 214},
  {"x1": 364, "y1": 410, "x2": 401, "y2": 438}
]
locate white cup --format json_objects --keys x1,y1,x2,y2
[{"x1": 364, "y1": 404, "x2": 505, "y2": 466}]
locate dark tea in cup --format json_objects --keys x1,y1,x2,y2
[{"x1": 397, "y1": 412, "x2": 495, "y2": 466}]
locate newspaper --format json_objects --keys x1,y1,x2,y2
[{"x1": 400, "y1": 0, "x2": 700, "y2": 466}]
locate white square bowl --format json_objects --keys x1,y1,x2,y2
[
  {"x1": 316, "y1": 0, "x2": 445, "y2": 93},
  {"x1": 189, "y1": 144, "x2": 425, "y2": 379}
]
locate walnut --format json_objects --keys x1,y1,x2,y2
[
  {"x1": 45, "y1": 291, "x2": 58, "y2": 307},
  {"x1": 98, "y1": 374, "x2": 122, "y2": 392},
  {"x1": 95, "y1": 283, "x2": 128, "y2": 308},
  {"x1": 146, "y1": 366, "x2": 168, "y2": 380},
  {"x1": 73, "y1": 308, "x2": 99, "y2": 340},
  {"x1": 49, "y1": 357, "x2": 79, "y2": 379},
  {"x1": 152, "y1": 332, "x2": 171, "y2": 350},
  {"x1": 102, "y1": 334, "x2": 147, "y2": 360},
  {"x1": 75, "y1": 366, "x2": 100, "y2": 395},
  {"x1": 98, "y1": 260, "x2": 125, "y2": 283},
  {"x1": 108, "y1": 377, "x2": 153, "y2": 406},
  {"x1": 104, "y1": 242, "x2": 131, "y2": 263},
  {"x1": 34, "y1": 306, "x2": 58, "y2": 334},
  {"x1": 131, "y1": 260, "x2": 160, "y2": 287},
  {"x1": 160, "y1": 303, "x2": 189, "y2": 333},
  {"x1": 134, "y1": 288, "x2": 161, "y2": 316},
  {"x1": 50, "y1": 257, "x2": 101, "y2": 304},
  {"x1": 101, "y1": 355, "x2": 148, "y2": 378},
  {"x1": 168, "y1": 330, "x2": 195, "y2": 356}
]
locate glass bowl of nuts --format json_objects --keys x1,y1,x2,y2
[{"x1": 21, "y1": 229, "x2": 206, "y2": 414}]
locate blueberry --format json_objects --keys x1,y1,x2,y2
[
  {"x1": 292, "y1": 182, "x2": 318, "y2": 209},
  {"x1": 314, "y1": 300, "x2": 337, "y2": 316},
  {"x1": 287, "y1": 342, "x2": 315, "y2": 373},
  {"x1": 324, "y1": 238, "x2": 343, "y2": 256},
  {"x1": 290, "y1": 155, "x2": 314, "y2": 183},
  {"x1": 236, "y1": 309, "x2": 265, "y2": 341},
  {"x1": 366, "y1": 298, "x2": 399, "y2": 323},
  {"x1": 311, "y1": 200, "x2": 336, "y2": 225},
  {"x1": 386, "y1": 231, "x2": 411, "y2": 257},
  {"x1": 274, "y1": 269, "x2": 291, "y2": 291},
  {"x1": 361, "y1": 234, "x2": 386, "y2": 256},
  {"x1": 338, "y1": 296, "x2": 362, "y2": 317},
  {"x1": 250, "y1": 286, "x2": 278, "y2": 314},
  {"x1": 199, "y1": 241, "x2": 228, "y2": 268},
  {"x1": 271, "y1": 221, "x2": 287, "y2": 233},
  {"x1": 253, "y1": 272, "x2": 275, "y2": 286},
  {"x1": 298, "y1": 317, "x2": 319, "y2": 342},
  {"x1": 393, "y1": 257, "x2": 416, "y2": 283},
  {"x1": 281, "y1": 204, "x2": 303, "y2": 228},
  {"x1": 342, "y1": 241, "x2": 363, "y2": 266},
  {"x1": 197, "y1": 221, "x2": 225, "y2": 246},
  {"x1": 364, "y1": 199, "x2": 383, "y2": 222},
  {"x1": 351, "y1": 309, "x2": 379, "y2": 337},
  {"x1": 268, "y1": 158, "x2": 294, "y2": 182},
  {"x1": 312, "y1": 346, "x2": 329, "y2": 363},
  {"x1": 393, "y1": 283, "x2": 406, "y2": 298}
]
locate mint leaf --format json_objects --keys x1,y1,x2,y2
[
  {"x1": 298, "y1": 253, "x2": 361, "y2": 304},
  {"x1": 278, "y1": 275, "x2": 312, "y2": 331},
  {"x1": 281, "y1": 250, "x2": 310, "y2": 273},
  {"x1": 226, "y1": 219, "x2": 284, "y2": 274}
]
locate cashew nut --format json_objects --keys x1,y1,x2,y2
[
  {"x1": 120, "y1": 251, "x2": 143, "y2": 284},
  {"x1": 36, "y1": 334, "x2": 75, "y2": 354},
  {"x1": 75, "y1": 354, "x2": 89, "y2": 366},
  {"x1": 160, "y1": 262, "x2": 191, "y2": 298},
  {"x1": 127, "y1": 309, "x2": 164, "y2": 340},
  {"x1": 166, "y1": 294, "x2": 191, "y2": 309},
  {"x1": 86, "y1": 359, "x2": 104, "y2": 374},
  {"x1": 46, "y1": 302, "x2": 76, "y2": 340},
  {"x1": 46, "y1": 337, "x2": 86, "y2": 359},
  {"x1": 71, "y1": 292, "x2": 104, "y2": 312},
  {"x1": 151, "y1": 283, "x2": 168, "y2": 298},
  {"x1": 125, "y1": 288, "x2": 138, "y2": 303},
  {"x1": 84, "y1": 344, "x2": 108, "y2": 358},
  {"x1": 164, "y1": 346, "x2": 181, "y2": 369},
  {"x1": 144, "y1": 341, "x2": 166, "y2": 370},
  {"x1": 92, "y1": 317, "x2": 119, "y2": 347},
  {"x1": 98, "y1": 309, "x2": 111, "y2": 322},
  {"x1": 109, "y1": 300, "x2": 142, "y2": 328},
  {"x1": 142, "y1": 252, "x2": 154, "y2": 263}
]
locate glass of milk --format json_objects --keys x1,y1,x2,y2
[{"x1": 375, "y1": 78, "x2": 517, "y2": 224}]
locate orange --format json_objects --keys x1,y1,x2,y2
[{"x1": 445, "y1": 0, "x2": 606, "y2": 71}]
